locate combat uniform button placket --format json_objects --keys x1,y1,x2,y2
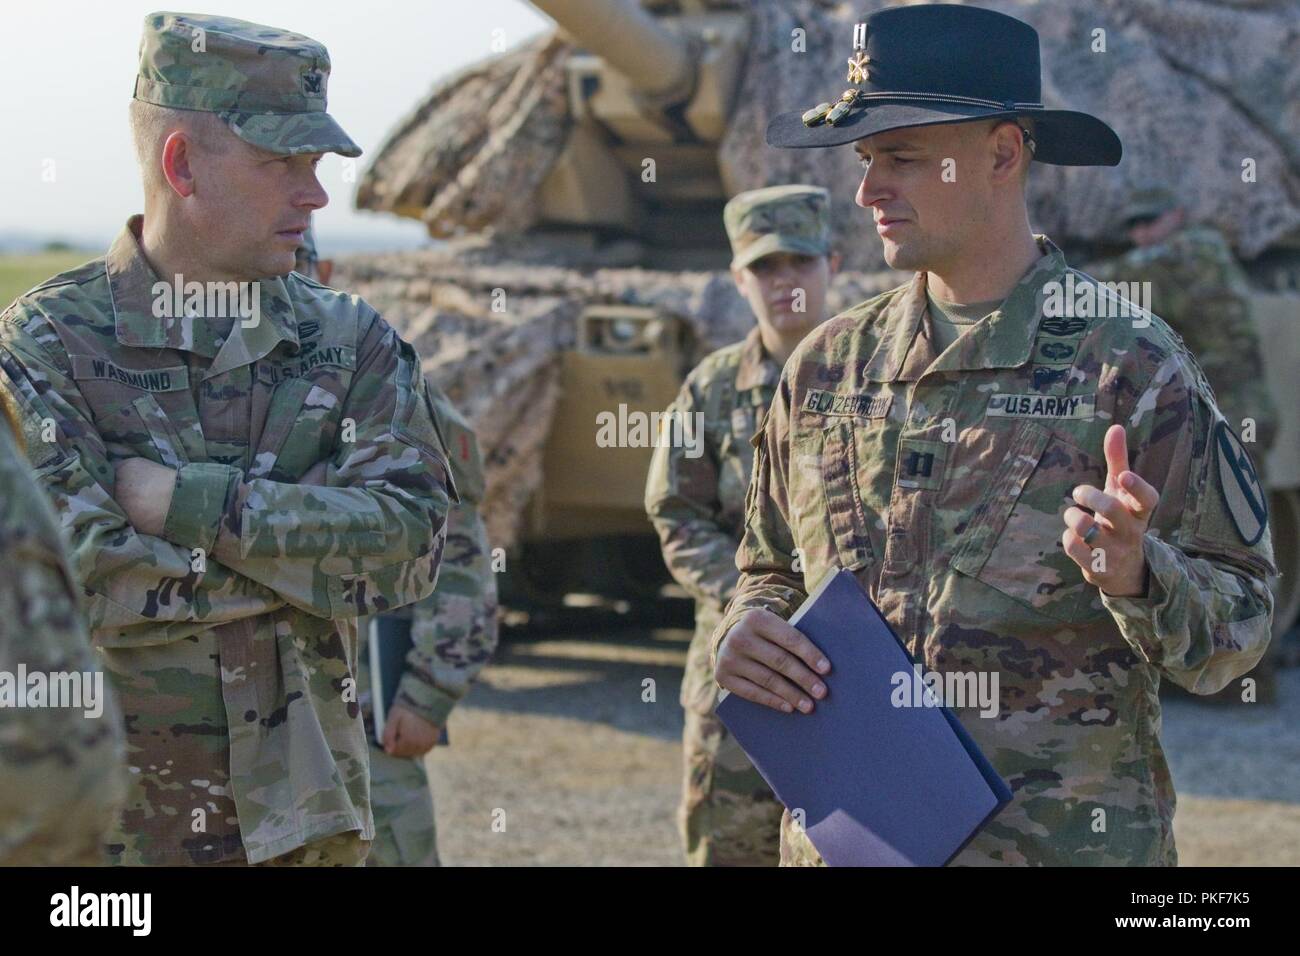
[
  {"x1": 209, "y1": 365, "x2": 256, "y2": 470},
  {"x1": 218, "y1": 618, "x2": 260, "y2": 716},
  {"x1": 881, "y1": 521, "x2": 916, "y2": 574},
  {"x1": 818, "y1": 419, "x2": 875, "y2": 571},
  {"x1": 880, "y1": 389, "x2": 922, "y2": 575},
  {"x1": 891, "y1": 375, "x2": 954, "y2": 645}
]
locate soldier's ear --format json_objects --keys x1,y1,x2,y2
[
  {"x1": 731, "y1": 265, "x2": 747, "y2": 294},
  {"x1": 828, "y1": 252, "x2": 842, "y2": 277},
  {"x1": 160, "y1": 131, "x2": 197, "y2": 199},
  {"x1": 988, "y1": 121, "x2": 1026, "y2": 185}
]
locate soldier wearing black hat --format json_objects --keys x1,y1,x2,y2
[{"x1": 712, "y1": 5, "x2": 1274, "y2": 866}]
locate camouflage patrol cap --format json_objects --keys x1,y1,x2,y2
[
  {"x1": 724, "y1": 185, "x2": 832, "y2": 271},
  {"x1": 1123, "y1": 186, "x2": 1179, "y2": 227},
  {"x1": 134, "y1": 12, "x2": 361, "y2": 158}
]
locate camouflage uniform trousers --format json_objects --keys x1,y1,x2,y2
[
  {"x1": 679, "y1": 609, "x2": 783, "y2": 867},
  {"x1": 366, "y1": 744, "x2": 440, "y2": 867},
  {"x1": 209, "y1": 832, "x2": 371, "y2": 867}
]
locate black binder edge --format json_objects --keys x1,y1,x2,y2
[
  {"x1": 367, "y1": 617, "x2": 388, "y2": 749},
  {"x1": 368, "y1": 615, "x2": 450, "y2": 750}
]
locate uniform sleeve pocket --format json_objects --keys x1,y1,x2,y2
[
  {"x1": 392, "y1": 343, "x2": 444, "y2": 459},
  {"x1": 392, "y1": 344, "x2": 458, "y2": 502},
  {"x1": 951, "y1": 423, "x2": 1107, "y2": 624}
]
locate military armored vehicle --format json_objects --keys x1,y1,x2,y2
[{"x1": 337, "y1": 0, "x2": 1300, "y2": 636}]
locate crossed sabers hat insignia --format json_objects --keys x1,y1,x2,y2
[
  {"x1": 801, "y1": 39, "x2": 872, "y2": 127},
  {"x1": 846, "y1": 50, "x2": 871, "y2": 84}
]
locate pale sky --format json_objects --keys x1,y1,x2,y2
[{"x1": 0, "y1": 0, "x2": 551, "y2": 251}]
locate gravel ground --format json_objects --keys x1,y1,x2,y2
[
  {"x1": 426, "y1": 619, "x2": 1300, "y2": 867},
  {"x1": 1163, "y1": 668, "x2": 1300, "y2": 866}
]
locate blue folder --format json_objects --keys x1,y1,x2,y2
[{"x1": 715, "y1": 568, "x2": 1012, "y2": 866}]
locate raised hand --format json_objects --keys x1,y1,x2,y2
[{"x1": 1061, "y1": 424, "x2": 1160, "y2": 598}]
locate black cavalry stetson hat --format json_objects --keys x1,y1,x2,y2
[{"x1": 767, "y1": 4, "x2": 1122, "y2": 167}]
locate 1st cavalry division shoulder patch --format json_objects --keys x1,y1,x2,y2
[{"x1": 1214, "y1": 419, "x2": 1268, "y2": 546}]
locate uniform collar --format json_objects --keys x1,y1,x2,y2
[
  {"x1": 863, "y1": 235, "x2": 1068, "y2": 381},
  {"x1": 107, "y1": 215, "x2": 301, "y2": 371},
  {"x1": 735, "y1": 326, "x2": 783, "y2": 392}
]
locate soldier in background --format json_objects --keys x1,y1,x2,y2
[
  {"x1": 361, "y1": 388, "x2": 498, "y2": 867},
  {"x1": 1089, "y1": 187, "x2": 1278, "y2": 466},
  {"x1": 298, "y1": 226, "x2": 500, "y2": 867},
  {"x1": 0, "y1": 392, "x2": 127, "y2": 865},
  {"x1": 0, "y1": 13, "x2": 452, "y2": 866},
  {"x1": 294, "y1": 223, "x2": 334, "y2": 286},
  {"x1": 1092, "y1": 187, "x2": 1286, "y2": 692},
  {"x1": 645, "y1": 185, "x2": 839, "y2": 866}
]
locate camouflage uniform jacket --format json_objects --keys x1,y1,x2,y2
[
  {"x1": 1088, "y1": 226, "x2": 1278, "y2": 461},
  {"x1": 0, "y1": 217, "x2": 452, "y2": 864},
  {"x1": 646, "y1": 328, "x2": 781, "y2": 712},
  {"x1": 712, "y1": 238, "x2": 1275, "y2": 866},
  {"x1": 361, "y1": 386, "x2": 499, "y2": 730},
  {"x1": 0, "y1": 420, "x2": 128, "y2": 865}
]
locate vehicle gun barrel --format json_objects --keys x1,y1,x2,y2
[{"x1": 531, "y1": 0, "x2": 696, "y2": 106}]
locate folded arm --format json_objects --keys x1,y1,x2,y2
[
  {"x1": 0, "y1": 315, "x2": 288, "y2": 646},
  {"x1": 157, "y1": 315, "x2": 453, "y2": 620}
]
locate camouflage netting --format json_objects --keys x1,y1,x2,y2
[
  {"x1": 353, "y1": 34, "x2": 572, "y2": 238},
  {"x1": 720, "y1": 0, "x2": 1300, "y2": 265},
  {"x1": 345, "y1": 0, "x2": 1300, "y2": 548},
  {"x1": 358, "y1": 0, "x2": 1300, "y2": 264},
  {"x1": 334, "y1": 244, "x2": 895, "y2": 549}
]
